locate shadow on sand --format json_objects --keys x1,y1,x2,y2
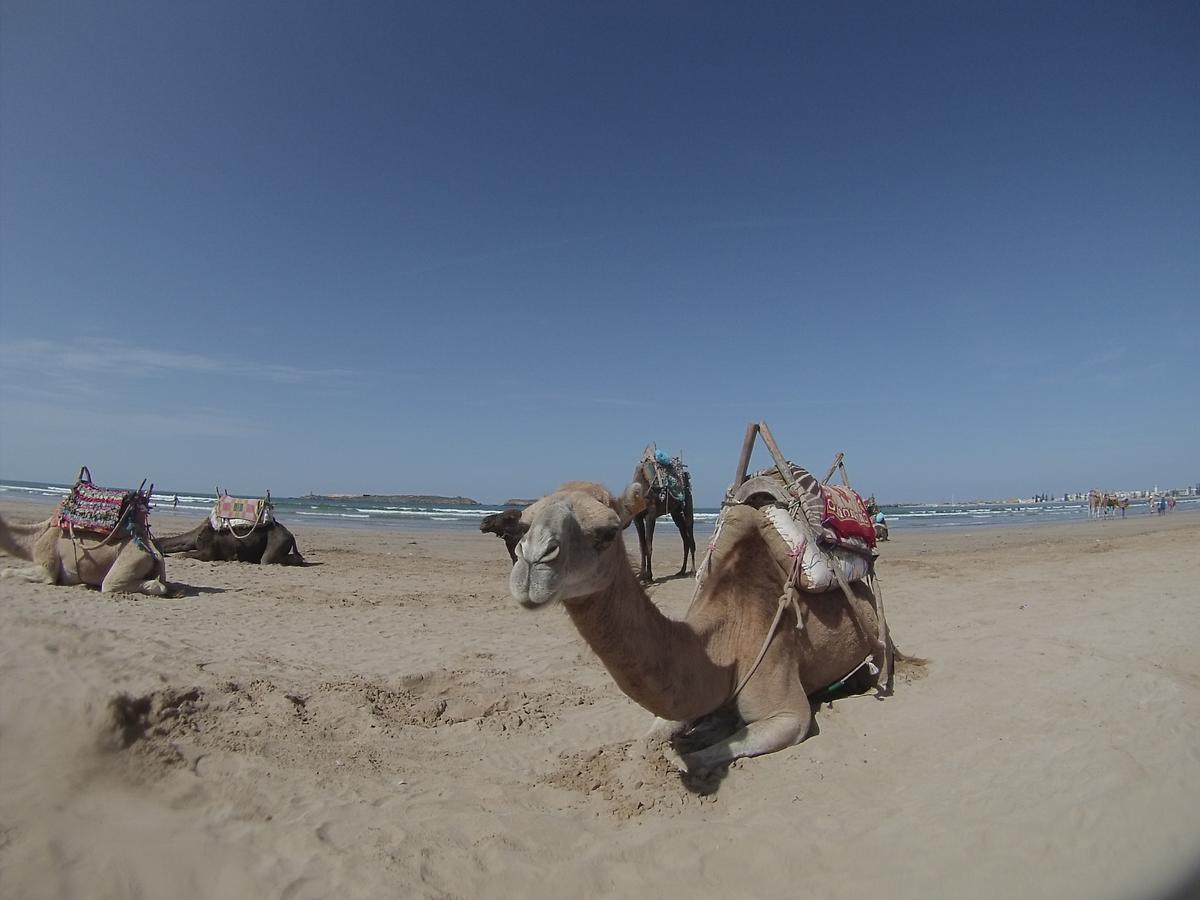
[
  {"x1": 669, "y1": 708, "x2": 744, "y2": 795},
  {"x1": 168, "y1": 583, "x2": 228, "y2": 598}
]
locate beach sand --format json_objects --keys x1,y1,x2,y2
[{"x1": 1, "y1": 499, "x2": 1198, "y2": 899}]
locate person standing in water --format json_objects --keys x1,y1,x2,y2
[{"x1": 172, "y1": 494, "x2": 179, "y2": 510}]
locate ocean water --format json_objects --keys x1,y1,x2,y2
[{"x1": 2, "y1": 479, "x2": 1195, "y2": 534}]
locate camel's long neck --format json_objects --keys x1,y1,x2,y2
[
  {"x1": 564, "y1": 550, "x2": 729, "y2": 721},
  {"x1": 154, "y1": 522, "x2": 206, "y2": 554}
]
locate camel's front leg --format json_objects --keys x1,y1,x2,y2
[
  {"x1": 681, "y1": 710, "x2": 810, "y2": 772},
  {"x1": 641, "y1": 514, "x2": 657, "y2": 582},
  {"x1": 669, "y1": 506, "x2": 693, "y2": 576},
  {"x1": 100, "y1": 548, "x2": 169, "y2": 597},
  {"x1": 633, "y1": 515, "x2": 650, "y2": 581},
  {"x1": 683, "y1": 645, "x2": 812, "y2": 771}
]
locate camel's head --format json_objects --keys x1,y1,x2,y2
[
  {"x1": 480, "y1": 508, "x2": 522, "y2": 537},
  {"x1": 509, "y1": 481, "x2": 643, "y2": 609}
]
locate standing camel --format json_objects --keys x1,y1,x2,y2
[{"x1": 630, "y1": 446, "x2": 696, "y2": 582}]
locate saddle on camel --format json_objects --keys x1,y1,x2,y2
[
  {"x1": 210, "y1": 489, "x2": 275, "y2": 534},
  {"x1": 0, "y1": 466, "x2": 170, "y2": 596},
  {"x1": 702, "y1": 422, "x2": 891, "y2": 697},
  {"x1": 154, "y1": 489, "x2": 304, "y2": 565}
]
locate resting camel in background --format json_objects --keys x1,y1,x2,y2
[
  {"x1": 0, "y1": 515, "x2": 170, "y2": 596},
  {"x1": 155, "y1": 518, "x2": 305, "y2": 565}
]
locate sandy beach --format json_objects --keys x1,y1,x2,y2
[{"x1": 1, "y1": 498, "x2": 1197, "y2": 899}]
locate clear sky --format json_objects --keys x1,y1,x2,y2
[{"x1": 1, "y1": 1, "x2": 1196, "y2": 505}]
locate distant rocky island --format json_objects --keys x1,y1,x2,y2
[
  {"x1": 303, "y1": 493, "x2": 479, "y2": 505},
  {"x1": 502, "y1": 498, "x2": 537, "y2": 507}
]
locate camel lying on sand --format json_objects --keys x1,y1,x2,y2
[
  {"x1": 508, "y1": 481, "x2": 896, "y2": 771},
  {"x1": 0, "y1": 516, "x2": 170, "y2": 596},
  {"x1": 155, "y1": 519, "x2": 305, "y2": 565}
]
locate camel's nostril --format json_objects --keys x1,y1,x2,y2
[{"x1": 541, "y1": 542, "x2": 560, "y2": 562}]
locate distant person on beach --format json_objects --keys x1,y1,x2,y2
[
  {"x1": 1158, "y1": 497, "x2": 1168, "y2": 515},
  {"x1": 1118, "y1": 498, "x2": 1128, "y2": 519},
  {"x1": 1168, "y1": 497, "x2": 1176, "y2": 512},
  {"x1": 172, "y1": 494, "x2": 178, "y2": 509}
]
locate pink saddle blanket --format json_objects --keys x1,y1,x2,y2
[{"x1": 212, "y1": 496, "x2": 269, "y2": 526}]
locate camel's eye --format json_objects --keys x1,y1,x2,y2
[{"x1": 592, "y1": 525, "x2": 618, "y2": 550}]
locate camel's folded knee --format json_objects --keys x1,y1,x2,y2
[
  {"x1": 681, "y1": 712, "x2": 809, "y2": 772},
  {"x1": 101, "y1": 579, "x2": 170, "y2": 597}
]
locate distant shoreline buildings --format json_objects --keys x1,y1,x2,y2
[{"x1": 1024, "y1": 485, "x2": 1198, "y2": 504}]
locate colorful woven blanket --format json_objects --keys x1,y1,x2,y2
[
  {"x1": 53, "y1": 468, "x2": 150, "y2": 536},
  {"x1": 210, "y1": 494, "x2": 274, "y2": 530}
]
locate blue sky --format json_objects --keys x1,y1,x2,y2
[{"x1": 1, "y1": 1, "x2": 1196, "y2": 504}]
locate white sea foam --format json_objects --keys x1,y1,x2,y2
[{"x1": 0, "y1": 483, "x2": 67, "y2": 496}]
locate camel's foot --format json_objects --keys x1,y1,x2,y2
[
  {"x1": 101, "y1": 578, "x2": 171, "y2": 597},
  {"x1": 680, "y1": 713, "x2": 808, "y2": 773},
  {"x1": 629, "y1": 717, "x2": 689, "y2": 769},
  {"x1": 1, "y1": 565, "x2": 56, "y2": 585}
]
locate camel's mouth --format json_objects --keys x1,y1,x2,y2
[{"x1": 509, "y1": 556, "x2": 562, "y2": 610}]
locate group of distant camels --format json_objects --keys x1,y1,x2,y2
[
  {"x1": 0, "y1": 487, "x2": 304, "y2": 597},
  {"x1": 2, "y1": 424, "x2": 905, "y2": 770},
  {"x1": 1087, "y1": 489, "x2": 1129, "y2": 517}
]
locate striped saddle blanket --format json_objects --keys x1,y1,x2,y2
[
  {"x1": 210, "y1": 495, "x2": 274, "y2": 531},
  {"x1": 53, "y1": 468, "x2": 151, "y2": 536}
]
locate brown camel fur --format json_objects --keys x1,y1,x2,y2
[
  {"x1": 0, "y1": 515, "x2": 170, "y2": 596},
  {"x1": 508, "y1": 481, "x2": 891, "y2": 770}
]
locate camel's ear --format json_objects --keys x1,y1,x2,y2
[{"x1": 615, "y1": 482, "x2": 646, "y2": 528}]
